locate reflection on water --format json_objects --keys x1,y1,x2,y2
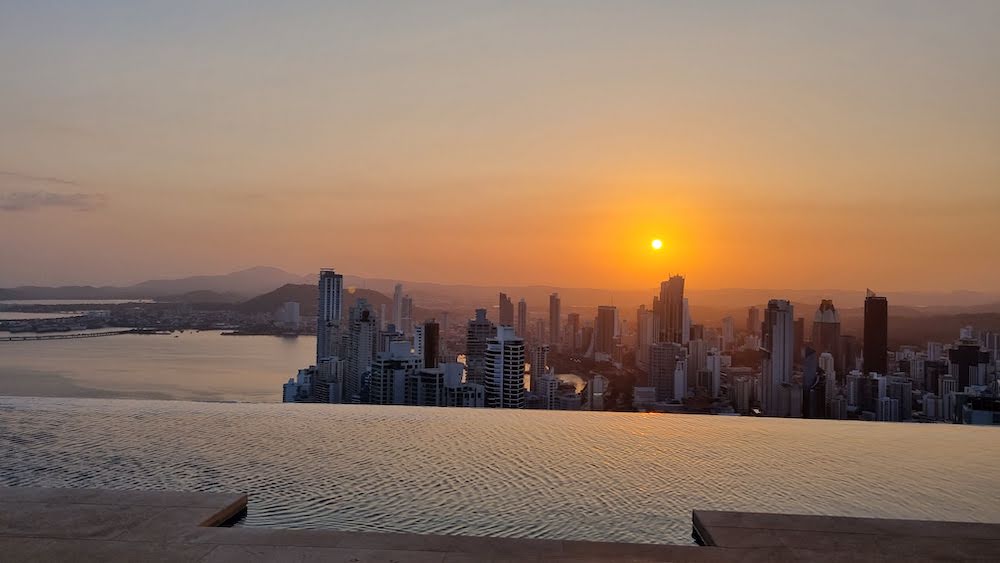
[
  {"x1": 1, "y1": 397, "x2": 997, "y2": 545},
  {"x1": 0, "y1": 331, "x2": 314, "y2": 401}
]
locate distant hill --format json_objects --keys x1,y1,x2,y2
[
  {"x1": 0, "y1": 267, "x2": 308, "y2": 301},
  {"x1": 157, "y1": 290, "x2": 246, "y2": 304},
  {"x1": 128, "y1": 266, "x2": 306, "y2": 297},
  {"x1": 0, "y1": 285, "x2": 127, "y2": 301},
  {"x1": 238, "y1": 283, "x2": 435, "y2": 319}
]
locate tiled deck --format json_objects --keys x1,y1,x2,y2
[{"x1": 2, "y1": 486, "x2": 997, "y2": 561}]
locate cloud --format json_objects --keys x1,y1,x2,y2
[
  {"x1": 0, "y1": 170, "x2": 79, "y2": 187},
  {"x1": 0, "y1": 170, "x2": 106, "y2": 212},
  {"x1": 0, "y1": 191, "x2": 108, "y2": 212}
]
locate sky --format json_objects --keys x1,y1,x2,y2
[{"x1": 1, "y1": 1, "x2": 998, "y2": 291}]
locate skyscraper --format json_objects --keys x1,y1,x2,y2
[
  {"x1": 721, "y1": 316, "x2": 735, "y2": 351},
  {"x1": 802, "y1": 346, "x2": 820, "y2": 418},
  {"x1": 465, "y1": 309, "x2": 495, "y2": 386},
  {"x1": 595, "y1": 305, "x2": 617, "y2": 358},
  {"x1": 811, "y1": 300, "x2": 842, "y2": 372},
  {"x1": 499, "y1": 292, "x2": 514, "y2": 327},
  {"x1": 369, "y1": 340, "x2": 422, "y2": 405},
  {"x1": 636, "y1": 305, "x2": 657, "y2": 374},
  {"x1": 316, "y1": 269, "x2": 343, "y2": 363},
  {"x1": 566, "y1": 312, "x2": 581, "y2": 352},
  {"x1": 529, "y1": 344, "x2": 549, "y2": 393},
  {"x1": 399, "y1": 294, "x2": 414, "y2": 336},
  {"x1": 484, "y1": 326, "x2": 526, "y2": 408},
  {"x1": 949, "y1": 335, "x2": 990, "y2": 389},
  {"x1": 649, "y1": 342, "x2": 683, "y2": 401},
  {"x1": 747, "y1": 306, "x2": 760, "y2": 336},
  {"x1": 793, "y1": 317, "x2": 805, "y2": 366},
  {"x1": 658, "y1": 275, "x2": 684, "y2": 343},
  {"x1": 346, "y1": 298, "x2": 378, "y2": 403},
  {"x1": 421, "y1": 319, "x2": 440, "y2": 369},
  {"x1": 549, "y1": 293, "x2": 561, "y2": 346},
  {"x1": 681, "y1": 297, "x2": 691, "y2": 345},
  {"x1": 761, "y1": 299, "x2": 794, "y2": 417},
  {"x1": 393, "y1": 283, "x2": 403, "y2": 328},
  {"x1": 820, "y1": 352, "x2": 836, "y2": 408},
  {"x1": 687, "y1": 339, "x2": 708, "y2": 390},
  {"x1": 516, "y1": 298, "x2": 527, "y2": 337},
  {"x1": 863, "y1": 290, "x2": 888, "y2": 376}
]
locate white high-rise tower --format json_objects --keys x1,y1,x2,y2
[
  {"x1": 316, "y1": 269, "x2": 343, "y2": 363},
  {"x1": 485, "y1": 326, "x2": 526, "y2": 408}
]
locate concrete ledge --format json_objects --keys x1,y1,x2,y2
[
  {"x1": 2, "y1": 487, "x2": 997, "y2": 561},
  {"x1": 693, "y1": 509, "x2": 1000, "y2": 561}
]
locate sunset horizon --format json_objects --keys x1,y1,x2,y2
[{"x1": 2, "y1": 2, "x2": 999, "y2": 293}]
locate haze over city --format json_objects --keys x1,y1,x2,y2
[{"x1": 2, "y1": 1, "x2": 999, "y2": 292}]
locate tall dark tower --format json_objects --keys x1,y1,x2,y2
[
  {"x1": 498, "y1": 293, "x2": 514, "y2": 327},
  {"x1": 863, "y1": 290, "x2": 888, "y2": 376},
  {"x1": 423, "y1": 320, "x2": 440, "y2": 369},
  {"x1": 793, "y1": 317, "x2": 805, "y2": 366},
  {"x1": 658, "y1": 275, "x2": 685, "y2": 343}
]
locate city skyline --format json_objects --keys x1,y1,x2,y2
[
  {"x1": 2, "y1": 3, "x2": 998, "y2": 557},
  {"x1": 2, "y1": 2, "x2": 1000, "y2": 291}
]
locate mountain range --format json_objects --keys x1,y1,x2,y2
[
  {"x1": 3, "y1": 267, "x2": 1000, "y2": 316},
  {"x1": 0, "y1": 267, "x2": 308, "y2": 302}
]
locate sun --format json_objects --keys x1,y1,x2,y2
[{"x1": 651, "y1": 239, "x2": 663, "y2": 250}]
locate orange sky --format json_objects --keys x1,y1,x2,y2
[{"x1": 1, "y1": 2, "x2": 998, "y2": 291}]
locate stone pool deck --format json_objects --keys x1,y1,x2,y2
[{"x1": 1, "y1": 487, "x2": 997, "y2": 562}]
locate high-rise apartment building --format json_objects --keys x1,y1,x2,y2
[
  {"x1": 721, "y1": 316, "x2": 735, "y2": 351},
  {"x1": 793, "y1": 317, "x2": 805, "y2": 366},
  {"x1": 415, "y1": 320, "x2": 440, "y2": 369},
  {"x1": 812, "y1": 300, "x2": 842, "y2": 372},
  {"x1": 346, "y1": 298, "x2": 378, "y2": 403},
  {"x1": 393, "y1": 283, "x2": 403, "y2": 328},
  {"x1": 636, "y1": 305, "x2": 658, "y2": 374},
  {"x1": 649, "y1": 341, "x2": 683, "y2": 401},
  {"x1": 761, "y1": 299, "x2": 794, "y2": 417},
  {"x1": 949, "y1": 336, "x2": 990, "y2": 389},
  {"x1": 820, "y1": 352, "x2": 836, "y2": 409},
  {"x1": 529, "y1": 344, "x2": 549, "y2": 393},
  {"x1": 658, "y1": 276, "x2": 684, "y2": 343},
  {"x1": 549, "y1": 293, "x2": 561, "y2": 346},
  {"x1": 681, "y1": 297, "x2": 691, "y2": 345},
  {"x1": 595, "y1": 305, "x2": 617, "y2": 358},
  {"x1": 687, "y1": 339, "x2": 708, "y2": 390},
  {"x1": 499, "y1": 293, "x2": 514, "y2": 327},
  {"x1": 516, "y1": 298, "x2": 527, "y2": 337},
  {"x1": 863, "y1": 290, "x2": 888, "y2": 376},
  {"x1": 316, "y1": 269, "x2": 343, "y2": 362},
  {"x1": 802, "y1": 347, "x2": 821, "y2": 418},
  {"x1": 465, "y1": 309, "x2": 495, "y2": 386},
  {"x1": 705, "y1": 350, "x2": 722, "y2": 398},
  {"x1": 587, "y1": 374, "x2": 608, "y2": 411},
  {"x1": 566, "y1": 312, "x2": 581, "y2": 352},
  {"x1": 399, "y1": 294, "x2": 414, "y2": 336},
  {"x1": 369, "y1": 340, "x2": 422, "y2": 405},
  {"x1": 484, "y1": 326, "x2": 526, "y2": 408},
  {"x1": 747, "y1": 306, "x2": 760, "y2": 336}
]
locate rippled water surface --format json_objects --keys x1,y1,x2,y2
[{"x1": 2, "y1": 397, "x2": 997, "y2": 544}]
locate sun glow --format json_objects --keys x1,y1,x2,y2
[{"x1": 651, "y1": 239, "x2": 663, "y2": 250}]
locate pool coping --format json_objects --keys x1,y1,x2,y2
[{"x1": 2, "y1": 486, "x2": 998, "y2": 561}]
